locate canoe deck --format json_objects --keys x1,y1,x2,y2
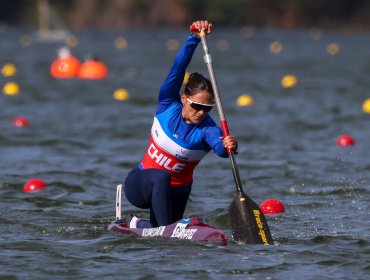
[{"x1": 106, "y1": 216, "x2": 227, "y2": 246}]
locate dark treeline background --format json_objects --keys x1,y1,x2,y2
[{"x1": 1, "y1": 0, "x2": 370, "y2": 29}]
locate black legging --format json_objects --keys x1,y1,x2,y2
[{"x1": 124, "y1": 167, "x2": 192, "y2": 228}]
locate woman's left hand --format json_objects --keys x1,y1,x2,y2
[
  {"x1": 220, "y1": 135, "x2": 238, "y2": 152},
  {"x1": 191, "y1": 20, "x2": 213, "y2": 36}
]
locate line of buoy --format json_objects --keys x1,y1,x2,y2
[
  {"x1": 1, "y1": 63, "x2": 30, "y2": 128},
  {"x1": 2, "y1": 62, "x2": 43, "y2": 193}
]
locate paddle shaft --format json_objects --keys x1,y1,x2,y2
[{"x1": 198, "y1": 30, "x2": 244, "y2": 196}]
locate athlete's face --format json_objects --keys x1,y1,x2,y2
[{"x1": 181, "y1": 91, "x2": 214, "y2": 125}]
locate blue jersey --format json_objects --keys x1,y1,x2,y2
[{"x1": 140, "y1": 34, "x2": 227, "y2": 187}]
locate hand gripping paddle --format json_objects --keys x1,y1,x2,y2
[{"x1": 190, "y1": 24, "x2": 273, "y2": 245}]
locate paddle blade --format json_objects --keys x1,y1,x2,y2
[{"x1": 229, "y1": 192, "x2": 273, "y2": 245}]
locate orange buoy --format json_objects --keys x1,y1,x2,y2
[
  {"x1": 77, "y1": 54, "x2": 108, "y2": 80},
  {"x1": 50, "y1": 47, "x2": 80, "y2": 79}
]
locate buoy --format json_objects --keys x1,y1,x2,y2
[
  {"x1": 1, "y1": 63, "x2": 17, "y2": 77},
  {"x1": 12, "y1": 116, "x2": 29, "y2": 127},
  {"x1": 50, "y1": 47, "x2": 81, "y2": 79},
  {"x1": 115, "y1": 36, "x2": 128, "y2": 49},
  {"x1": 2, "y1": 82, "x2": 20, "y2": 96},
  {"x1": 336, "y1": 134, "x2": 355, "y2": 146},
  {"x1": 65, "y1": 35, "x2": 79, "y2": 48},
  {"x1": 113, "y1": 88, "x2": 129, "y2": 101},
  {"x1": 23, "y1": 178, "x2": 46, "y2": 192},
  {"x1": 183, "y1": 72, "x2": 190, "y2": 85},
  {"x1": 260, "y1": 198, "x2": 285, "y2": 215},
  {"x1": 236, "y1": 94, "x2": 254, "y2": 107},
  {"x1": 362, "y1": 98, "x2": 370, "y2": 114},
  {"x1": 269, "y1": 41, "x2": 283, "y2": 54},
  {"x1": 326, "y1": 43, "x2": 340, "y2": 55},
  {"x1": 77, "y1": 54, "x2": 108, "y2": 80},
  {"x1": 281, "y1": 74, "x2": 298, "y2": 89}
]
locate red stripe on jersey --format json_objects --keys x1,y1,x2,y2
[{"x1": 141, "y1": 136, "x2": 199, "y2": 187}]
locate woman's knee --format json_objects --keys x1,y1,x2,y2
[{"x1": 124, "y1": 172, "x2": 149, "y2": 208}]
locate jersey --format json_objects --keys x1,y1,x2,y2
[{"x1": 139, "y1": 34, "x2": 227, "y2": 187}]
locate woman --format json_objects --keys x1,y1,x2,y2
[{"x1": 124, "y1": 20, "x2": 237, "y2": 228}]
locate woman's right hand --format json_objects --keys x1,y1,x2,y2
[{"x1": 190, "y1": 20, "x2": 213, "y2": 36}]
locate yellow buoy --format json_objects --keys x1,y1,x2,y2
[
  {"x1": 269, "y1": 41, "x2": 283, "y2": 54},
  {"x1": 326, "y1": 43, "x2": 340, "y2": 55},
  {"x1": 113, "y1": 88, "x2": 130, "y2": 101},
  {"x1": 183, "y1": 72, "x2": 190, "y2": 85},
  {"x1": 362, "y1": 98, "x2": 370, "y2": 114},
  {"x1": 115, "y1": 36, "x2": 128, "y2": 49},
  {"x1": 281, "y1": 74, "x2": 298, "y2": 89},
  {"x1": 65, "y1": 36, "x2": 79, "y2": 48},
  {"x1": 236, "y1": 94, "x2": 254, "y2": 107},
  {"x1": 1, "y1": 63, "x2": 17, "y2": 77},
  {"x1": 2, "y1": 82, "x2": 20, "y2": 96}
]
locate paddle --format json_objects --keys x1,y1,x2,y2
[{"x1": 190, "y1": 24, "x2": 273, "y2": 245}]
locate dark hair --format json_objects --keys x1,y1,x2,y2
[{"x1": 184, "y1": 72, "x2": 214, "y2": 97}]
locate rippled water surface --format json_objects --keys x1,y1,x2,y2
[{"x1": 1, "y1": 27, "x2": 369, "y2": 279}]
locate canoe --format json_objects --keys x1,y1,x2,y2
[
  {"x1": 106, "y1": 216, "x2": 227, "y2": 246},
  {"x1": 106, "y1": 184, "x2": 227, "y2": 246}
]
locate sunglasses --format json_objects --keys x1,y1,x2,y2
[{"x1": 185, "y1": 94, "x2": 215, "y2": 113}]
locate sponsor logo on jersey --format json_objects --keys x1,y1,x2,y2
[{"x1": 175, "y1": 148, "x2": 190, "y2": 161}]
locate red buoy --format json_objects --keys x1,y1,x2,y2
[
  {"x1": 12, "y1": 116, "x2": 29, "y2": 127},
  {"x1": 50, "y1": 47, "x2": 80, "y2": 79},
  {"x1": 336, "y1": 134, "x2": 355, "y2": 146},
  {"x1": 260, "y1": 198, "x2": 285, "y2": 215},
  {"x1": 23, "y1": 178, "x2": 46, "y2": 192},
  {"x1": 77, "y1": 54, "x2": 108, "y2": 80}
]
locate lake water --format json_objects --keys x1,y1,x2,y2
[{"x1": 0, "y1": 26, "x2": 369, "y2": 279}]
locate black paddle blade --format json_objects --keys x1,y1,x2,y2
[{"x1": 229, "y1": 192, "x2": 273, "y2": 245}]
